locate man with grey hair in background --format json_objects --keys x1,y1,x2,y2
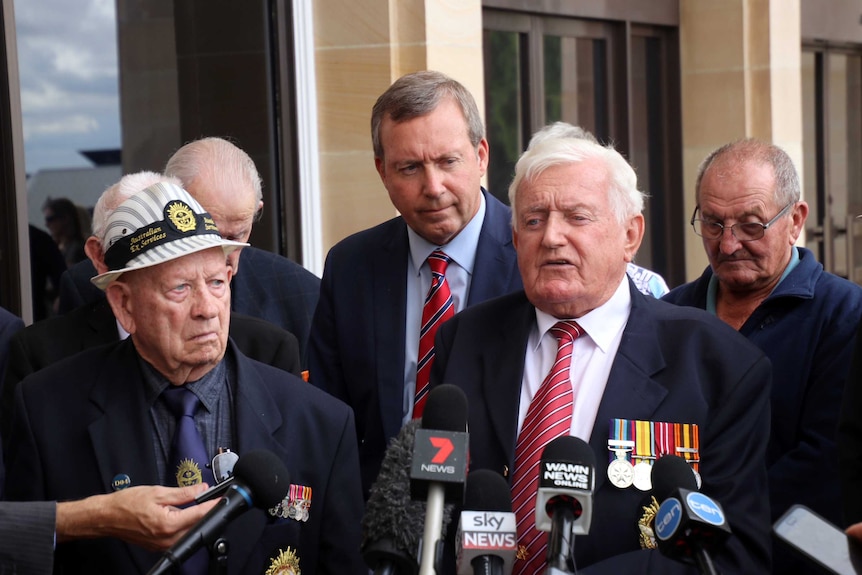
[
  {"x1": 308, "y1": 70, "x2": 523, "y2": 498},
  {"x1": 663, "y1": 138, "x2": 862, "y2": 574},
  {"x1": 58, "y1": 137, "x2": 320, "y2": 368}
]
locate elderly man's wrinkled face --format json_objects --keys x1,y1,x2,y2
[
  {"x1": 513, "y1": 159, "x2": 643, "y2": 319},
  {"x1": 107, "y1": 247, "x2": 232, "y2": 384}
]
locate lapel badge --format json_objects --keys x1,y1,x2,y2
[
  {"x1": 265, "y1": 547, "x2": 301, "y2": 575},
  {"x1": 111, "y1": 473, "x2": 131, "y2": 491},
  {"x1": 269, "y1": 484, "x2": 312, "y2": 522},
  {"x1": 638, "y1": 496, "x2": 660, "y2": 549}
]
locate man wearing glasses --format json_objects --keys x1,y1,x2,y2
[{"x1": 663, "y1": 138, "x2": 862, "y2": 574}]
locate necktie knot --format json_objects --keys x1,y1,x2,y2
[
  {"x1": 550, "y1": 320, "x2": 582, "y2": 346},
  {"x1": 162, "y1": 385, "x2": 200, "y2": 419},
  {"x1": 427, "y1": 249, "x2": 451, "y2": 276}
]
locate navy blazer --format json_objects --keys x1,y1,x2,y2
[
  {"x1": 5, "y1": 339, "x2": 365, "y2": 575},
  {"x1": 430, "y1": 284, "x2": 773, "y2": 574},
  {"x1": 57, "y1": 246, "x2": 320, "y2": 368},
  {"x1": 308, "y1": 190, "x2": 523, "y2": 496}
]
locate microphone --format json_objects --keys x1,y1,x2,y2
[
  {"x1": 650, "y1": 455, "x2": 731, "y2": 575},
  {"x1": 535, "y1": 436, "x2": 596, "y2": 575},
  {"x1": 146, "y1": 449, "x2": 290, "y2": 575},
  {"x1": 456, "y1": 469, "x2": 516, "y2": 575},
  {"x1": 410, "y1": 384, "x2": 470, "y2": 575},
  {"x1": 361, "y1": 419, "x2": 425, "y2": 575}
]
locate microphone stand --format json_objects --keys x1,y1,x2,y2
[
  {"x1": 545, "y1": 505, "x2": 576, "y2": 575},
  {"x1": 694, "y1": 547, "x2": 719, "y2": 575},
  {"x1": 419, "y1": 483, "x2": 445, "y2": 575},
  {"x1": 209, "y1": 537, "x2": 229, "y2": 575}
]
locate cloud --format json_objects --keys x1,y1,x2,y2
[{"x1": 14, "y1": 0, "x2": 120, "y2": 171}]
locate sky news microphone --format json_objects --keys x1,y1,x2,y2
[
  {"x1": 651, "y1": 455, "x2": 731, "y2": 575},
  {"x1": 535, "y1": 436, "x2": 595, "y2": 575},
  {"x1": 456, "y1": 469, "x2": 516, "y2": 575},
  {"x1": 362, "y1": 418, "x2": 426, "y2": 575},
  {"x1": 146, "y1": 450, "x2": 290, "y2": 575},
  {"x1": 411, "y1": 384, "x2": 470, "y2": 575}
]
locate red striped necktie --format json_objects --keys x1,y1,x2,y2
[
  {"x1": 414, "y1": 249, "x2": 455, "y2": 418},
  {"x1": 511, "y1": 320, "x2": 582, "y2": 575}
]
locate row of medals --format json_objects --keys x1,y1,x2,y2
[{"x1": 607, "y1": 443, "x2": 702, "y2": 491}]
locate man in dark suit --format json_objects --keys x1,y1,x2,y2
[
  {"x1": 308, "y1": 71, "x2": 523, "y2": 497},
  {"x1": 58, "y1": 137, "x2": 320, "y2": 368},
  {"x1": 429, "y1": 127, "x2": 772, "y2": 573},
  {"x1": 5, "y1": 181, "x2": 365, "y2": 574}
]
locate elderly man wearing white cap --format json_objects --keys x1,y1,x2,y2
[{"x1": 4, "y1": 182, "x2": 366, "y2": 575}]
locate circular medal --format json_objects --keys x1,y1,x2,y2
[
  {"x1": 632, "y1": 461, "x2": 653, "y2": 491},
  {"x1": 693, "y1": 468, "x2": 702, "y2": 489},
  {"x1": 287, "y1": 505, "x2": 297, "y2": 519},
  {"x1": 607, "y1": 458, "x2": 634, "y2": 488},
  {"x1": 301, "y1": 508, "x2": 309, "y2": 522}
]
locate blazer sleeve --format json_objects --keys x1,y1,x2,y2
[{"x1": 0, "y1": 501, "x2": 56, "y2": 575}]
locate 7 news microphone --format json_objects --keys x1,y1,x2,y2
[
  {"x1": 535, "y1": 436, "x2": 596, "y2": 575},
  {"x1": 455, "y1": 469, "x2": 517, "y2": 575},
  {"x1": 147, "y1": 449, "x2": 291, "y2": 575},
  {"x1": 649, "y1": 455, "x2": 731, "y2": 575},
  {"x1": 410, "y1": 384, "x2": 470, "y2": 575}
]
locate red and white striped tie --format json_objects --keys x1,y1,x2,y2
[
  {"x1": 511, "y1": 320, "x2": 582, "y2": 575},
  {"x1": 414, "y1": 249, "x2": 455, "y2": 418}
]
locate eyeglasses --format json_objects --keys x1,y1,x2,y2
[{"x1": 690, "y1": 202, "x2": 795, "y2": 242}]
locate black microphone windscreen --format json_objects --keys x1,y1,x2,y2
[
  {"x1": 363, "y1": 419, "x2": 427, "y2": 559},
  {"x1": 464, "y1": 469, "x2": 512, "y2": 513},
  {"x1": 231, "y1": 449, "x2": 291, "y2": 509},
  {"x1": 651, "y1": 454, "x2": 698, "y2": 502},
  {"x1": 542, "y1": 435, "x2": 596, "y2": 467},
  {"x1": 422, "y1": 384, "x2": 468, "y2": 432}
]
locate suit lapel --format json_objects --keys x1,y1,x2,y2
[
  {"x1": 374, "y1": 221, "x2": 410, "y2": 442},
  {"x1": 468, "y1": 191, "x2": 519, "y2": 305},
  {"x1": 482, "y1": 295, "x2": 534, "y2": 472},
  {"x1": 589, "y1": 284, "x2": 669, "y2": 492},
  {"x1": 86, "y1": 340, "x2": 163, "y2": 573}
]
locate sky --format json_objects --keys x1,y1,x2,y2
[{"x1": 13, "y1": 0, "x2": 121, "y2": 174}]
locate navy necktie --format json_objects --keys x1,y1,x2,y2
[{"x1": 162, "y1": 386, "x2": 214, "y2": 488}]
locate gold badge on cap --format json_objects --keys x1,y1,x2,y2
[
  {"x1": 265, "y1": 547, "x2": 300, "y2": 575},
  {"x1": 176, "y1": 458, "x2": 203, "y2": 487},
  {"x1": 167, "y1": 201, "x2": 197, "y2": 233}
]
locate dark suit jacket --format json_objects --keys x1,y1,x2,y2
[
  {"x1": 430, "y1": 285, "x2": 773, "y2": 574},
  {"x1": 4, "y1": 340, "x2": 365, "y2": 575},
  {"x1": 308, "y1": 190, "x2": 523, "y2": 496},
  {"x1": 3, "y1": 300, "x2": 301, "y2": 446},
  {"x1": 57, "y1": 246, "x2": 320, "y2": 368},
  {"x1": 0, "y1": 500, "x2": 55, "y2": 575}
]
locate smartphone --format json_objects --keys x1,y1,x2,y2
[{"x1": 773, "y1": 504, "x2": 862, "y2": 574}]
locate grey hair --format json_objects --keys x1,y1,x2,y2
[
  {"x1": 527, "y1": 122, "x2": 598, "y2": 149},
  {"x1": 695, "y1": 138, "x2": 800, "y2": 206},
  {"x1": 92, "y1": 171, "x2": 182, "y2": 244},
  {"x1": 509, "y1": 126, "x2": 644, "y2": 227},
  {"x1": 164, "y1": 137, "x2": 263, "y2": 204},
  {"x1": 371, "y1": 70, "x2": 485, "y2": 159}
]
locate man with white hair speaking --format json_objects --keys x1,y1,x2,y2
[{"x1": 5, "y1": 181, "x2": 365, "y2": 575}]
